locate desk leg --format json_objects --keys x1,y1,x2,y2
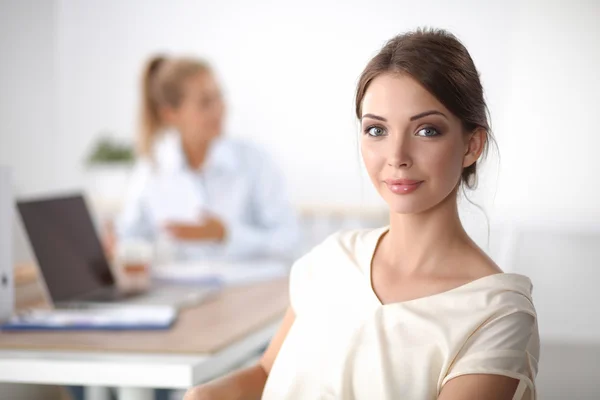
[
  {"x1": 116, "y1": 387, "x2": 154, "y2": 400},
  {"x1": 85, "y1": 386, "x2": 111, "y2": 400}
]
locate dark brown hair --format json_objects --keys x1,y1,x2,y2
[
  {"x1": 355, "y1": 28, "x2": 494, "y2": 190},
  {"x1": 139, "y1": 55, "x2": 211, "y2": 156}
]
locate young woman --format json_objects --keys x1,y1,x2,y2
[
  {"x1": 115, "y1": 56, "x2": 299, "y2": 261},
  {"x1": 185, "y1": 28, "x2": 539, "y2": 400}
]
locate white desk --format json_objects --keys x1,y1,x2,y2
[
  {"x1": 0, "y1": 320, "x2": 278, "y2": 400},
  {"x1": 0, "y1": 268, "x2": 288, "y2": 400}
]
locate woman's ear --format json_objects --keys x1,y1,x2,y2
[{"x1": 463, "y1": 128, "x2": 487, "y2": 168}]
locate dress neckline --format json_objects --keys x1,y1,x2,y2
[{"x1": 363, "y1": 226, "x2": 532, "y2": 307}]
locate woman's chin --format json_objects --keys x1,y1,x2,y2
[
  {"x1": 384, "y1": 194, "x2": 437, "y2": 216},
  {"x1": 383, "y1": 188, "x2": 457, "y2": 216}
]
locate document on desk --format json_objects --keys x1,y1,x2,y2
[
  {"x1": 146, "y1": 170, "x2": 206, "y2": 224},
  {"x1": 152, "y1": 259, "x2": 289, "y2": 287},
  {"x1": 0, "y1": 305, "x2": 177, "y2": 331}
]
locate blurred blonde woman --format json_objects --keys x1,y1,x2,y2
[{"x1": 116, "y1": 56, "x2": 299, "y2": 261}]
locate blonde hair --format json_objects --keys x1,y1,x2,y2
[{"x1": 139, "y1": 55, "x2": 211, "y2": 156}]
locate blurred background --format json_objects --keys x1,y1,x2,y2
[{"x1": 1, "y1": 0, "x2": 599, "y2": 398}]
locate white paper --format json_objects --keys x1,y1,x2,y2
[{"x1": 146, "y1": 170, "x2": 205, "y2": 225}]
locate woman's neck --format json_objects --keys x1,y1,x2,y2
[
  {"x1": 382, "y1": 190, "x2": 472, "y2": 277},
  {"x1": 182, "y1": 139, "x2": 210, "y2": 170}
]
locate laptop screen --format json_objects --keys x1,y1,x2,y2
[{"x1": 18, "y1": 194, "x2": 115, "y2": 302}]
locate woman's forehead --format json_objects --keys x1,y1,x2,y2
[{"x1": 361, "y1": 73, "x2": 449, "y2": 120}]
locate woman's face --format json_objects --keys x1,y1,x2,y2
[
  {"x1": 166, "y1": 71, "x2": 225, "y2": 146},
  {"x1": 360, "y1": 73, "x2": 483, "y2": 215}
]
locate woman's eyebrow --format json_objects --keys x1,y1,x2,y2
[
  {"x1": 362, "y1": 110, "x2": 448, "y2": 122},
  {"x1": 361, "y1": 113, "x2": 387, "y2": 122},
  {"x1": 410, "y1": 110, "x2": 447, "y2": 121}
]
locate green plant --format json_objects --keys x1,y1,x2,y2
[{"x1": 86, "y1": 136, "x2": 135, "y2": 165}]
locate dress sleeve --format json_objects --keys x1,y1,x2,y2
[
  {"x1": 442, "y1": 310, "x2": 540, "y2": 400},
  {"x1": 288, "y1": 245, "x2": 315, "y2": 316}
]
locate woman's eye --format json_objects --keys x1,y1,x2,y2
[
  {"x1": 366, "y1": 126, "x2": 386, "y2": 137},
  {"x1": 416, "y1": 127, "x2": 440, "y2": 137}
]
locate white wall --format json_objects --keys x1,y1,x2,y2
[
  {"x1": 6, "y1": 0, "x2": 598, "y2": 219},
  {"x1": 51, "y1": 0, "x2": 520, "y2": 209},
  {"x1": 0, "y1": 0, "x2": 58, "y2": 269},
  {"x1": 0, "y1": 1, "x2": 63, "y2": 397},
  {"x1": 496, "y1": 0, "x2": 600, "y2": 225},
  {"x1": 0, "y1": 0, "x2": 58, "y2": 196},
  {"x1": 3, "y1": 1, "x2": 599, "y2": 213}
]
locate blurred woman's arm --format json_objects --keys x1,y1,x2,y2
[
  {"x1": 184, "y1": 307, "x2": 296, "y2": 400},
  {"x1": 164, "y1": 215, "x2": 226, "y2": 242}
]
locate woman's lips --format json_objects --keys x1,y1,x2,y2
[{"x1": 384, "y1": 179, "x2": 423, "y2": 194}]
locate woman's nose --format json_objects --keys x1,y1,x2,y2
[{"x1": 387, "y1": 135, "x2": 413, "y2": 169}]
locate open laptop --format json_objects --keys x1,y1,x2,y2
[{"x1": 17, "y1": 194, "x2": 218, "y2": 309}]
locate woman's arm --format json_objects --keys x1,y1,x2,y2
[
  {"x1": 164, "y1": 216, "x2": 226, "y2": 242},
  {"x1": 438, "y1": 374, "x2": 521, "y2": 400},
  {"x1": 164, "y1": 150, "x2": 299, "y2": 258},
  {"x1": 183, "y1": 365, "x2": 267, "y2": 400},
  {"x1": 184, "y1": 307, "x2": 296, "y2": 400}
]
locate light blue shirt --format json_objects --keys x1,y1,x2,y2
[{"x1": 116, "y1": 133, "x2": 300, "y2": 262}]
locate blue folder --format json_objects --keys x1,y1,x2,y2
[{"x1": 1, "y1": 305, "x2": 177, "y2": 331}]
